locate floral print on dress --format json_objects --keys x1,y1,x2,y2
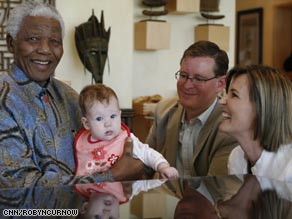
[
  {"x1": 92, "y1": 147, "x2": 106, "y2": 160},
  {"x1": 86, "y1": 161, "x2": 95, "y2": 170},
  {"x1": 108, "y1": 154, "x2": 119, "y2": 166},
  {"x1": 85, "y1": 147, "x2": 120, "y2": 172}
]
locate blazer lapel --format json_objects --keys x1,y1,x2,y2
[
  {"x1": 164, "y1": 104, "x2": 183, "y2": 167},
  {"x1": 192, "y1": 103, "x2": 222, "y2": 163}
]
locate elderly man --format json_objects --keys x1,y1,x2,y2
[{"x1": 0, "y1": 1, "x2": 144, "y2": 188}]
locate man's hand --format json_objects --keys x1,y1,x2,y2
[{"x1": 111, "y1": 137, "x2": 145, "y2": 181}]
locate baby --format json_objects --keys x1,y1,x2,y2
[
  {"x1": 74, "y1": 83, "x2": 179, "y2": 179},
  {"x1": 74, "y1": 179, "x2": 166, "y2": 219}
]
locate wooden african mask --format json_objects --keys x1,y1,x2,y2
[{"x1": 75, "y1": 10, "x2": 111, "y2": 83}]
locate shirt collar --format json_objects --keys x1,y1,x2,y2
[
  {"x1": 11, "y1": 63, "x2": 53, "y2": 98},
  {"x1": 181, "y1": 98, "x2": 218, "y2": 126},
  {"x1": 199, "y1": 98, "x2": 217, "y2": 125}
]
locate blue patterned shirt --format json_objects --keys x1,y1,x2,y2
[{"x1": 0, "y1": 64, "x2": 113, "y2": 188}]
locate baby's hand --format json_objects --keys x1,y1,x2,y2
[{"x1": 159, "y1": 166, "x2": 179, "y2": 179}]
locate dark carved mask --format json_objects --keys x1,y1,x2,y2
[{"x1": 75, "y1": 10, "x2": 110, "y2": 83}]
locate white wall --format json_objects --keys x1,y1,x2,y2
[
  {"x1": 133, "y1": 0, "x2": 235, "y2": 99},
  {"x1": 55, "y1": 0, "x2": 235, "y2": 108},
  {"x1": 55, "y1": 0, "x2": 133, "y2": 108}
]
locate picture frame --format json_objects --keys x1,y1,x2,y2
[{"x1": 236, "y1": 8, "x2": 263, "y2": 66}]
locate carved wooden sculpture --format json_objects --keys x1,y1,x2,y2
[
  {"x1": 75, "y1": 10, "x2": 111, "y2": 83},
  {"x1": 141, "y1": 0, "x2": 168, "y2": 22},
  {"x1": 200, "y1": 0, "x2": 225, "y2": 25}
]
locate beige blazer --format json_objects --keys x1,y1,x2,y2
[{"x1": 146, "y1": 98, "x2": 238, "y2": 176}]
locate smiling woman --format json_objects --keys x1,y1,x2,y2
[{"x1": 219, "y1": 65, "x2": 292, "y2": 182}]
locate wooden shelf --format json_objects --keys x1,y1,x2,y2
[
  {"x1": 166, "y1": 0, "x2": 200, "y2": 13},
  {"x1": 134, "y1": 21, "x2": 171, "y2": 50},
  {"x1": 195, "y1": 25, "x2": 230, "y2": 51}
]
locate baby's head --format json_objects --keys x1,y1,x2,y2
[
  {"x1": 79, "y1": 84, "x2": 121, "y2": 141},
  {"x1": 77, "y1": 192, "x2": 120, "y2": 219}
]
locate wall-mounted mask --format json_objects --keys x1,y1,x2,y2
[{"x1": 75, "y1": 10, "x2": 111, "y2": 83}]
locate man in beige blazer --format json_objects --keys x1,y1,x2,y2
[{"x1": 146, "y1": 41, "x2": 237, "y2": 177}]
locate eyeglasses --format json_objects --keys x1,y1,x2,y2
[{"x1": 175, "y1": 71, "x2": 218, "y2": 85}]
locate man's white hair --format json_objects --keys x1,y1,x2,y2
[{"x1": 6, "y1": 1, "x2": 65, "y2": 39}]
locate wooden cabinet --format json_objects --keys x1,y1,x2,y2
[
  {"x1": 236, "y1": 0, "x2": 292, "y2": 79},
  {"x1": 132, "y1": 115, "x2": 153, "y2": 142},
  {"x1": 273, "y1": 3, "x2": 292, "y2": 74},
  {"x1": 121, "y1": 109, "x2": 135, "y2": 131}
]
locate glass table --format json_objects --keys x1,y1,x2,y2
[{"x1": 1, "y1": 174, "x2": 292, "y2": 218}]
